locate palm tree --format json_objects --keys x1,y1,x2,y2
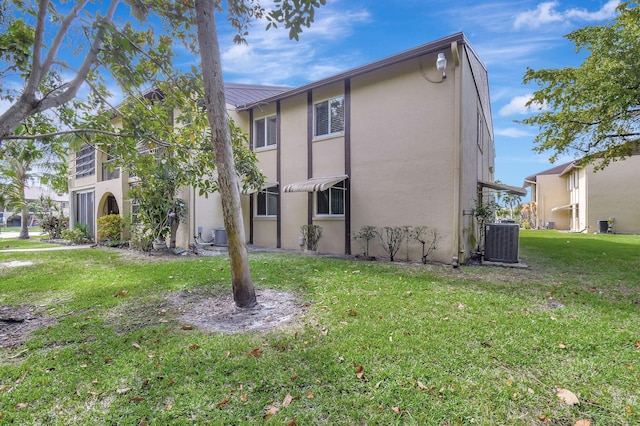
[
  {"x1": 502, "y1": 192, "x2": 522, "y2": 220},
  {"x1": 0, "y1": 140, "x2": 43, "y2": 239}
]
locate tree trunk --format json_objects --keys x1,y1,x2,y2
[
  {"x1": 19, "y1": 204, "x2": 29, "y2": 239},
  {"x1": 194, "y1": 0, "x2": 256, "y2": 308}
]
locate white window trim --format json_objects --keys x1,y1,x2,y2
[
  {"x1": 256, "y1": 185, "x2": 279, "y2": 217},
  {"x1": 254, "y1": 115, "x2": 277, "y2": 150},
  {"x1": 313, "y1": 95, "x2": 345, "y2": 139},
  {"x1": 315, "y1": 182, "x2": 346, "y2": 217}
]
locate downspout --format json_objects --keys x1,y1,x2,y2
[{"x1": 452, "y1": 42, "x2": 462, "y2": 265}]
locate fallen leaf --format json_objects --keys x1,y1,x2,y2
[
  {"x1": 282, "y1": 393, "x2": 293, "y2": 407},
  {"x1": 240, "y1": 393, "x2": 248, "y2": 402},
  {"x1": 588, "y1": 287, "x2": 597, "y2": 292},
  {"x1": 129, "y1": 396, "x2": 145, "y2": 403},
  {"x1": 249, "y1": 348, "x2": 263, "y2": 357},
  {"x1": 375, "y1": 381, "x2": 383, "y2": 389},
  {"x1": 287, "y1": 419, "x2": 297, "y2": 426},
  {"x1": 348, "y1": 309, "x2": 358, "y2": 316},
  {"x1": 539, "y1": 415, "x2": 551, "y2": 423},
  {"x1": 116, "y1": 290, "x2": 128, "y2": 297},
  {"x1": 392, "y1": 406, "x2": 402, "y2": 414},
  {"x1": 507, "y1": 379, "x2": 513, "y2": 387},
  {"x1": 417, "y1": 381, "x2": 429, "y2": 391},
  {"x1": 182, "y1": 325, "x2": 193, "y2": 330},
  {"x1": 626, "y1": 405, "x2": 632, "y2": 414},
  {"x1": 225, "y1": 351, "x2": 231, "y2": 357},
  {"x1": 574, "y1": 420, "x2": 591, "y2": 426},
  {"x1": 626, "y1": 364, "x2": 634, "y2": 370},
  {"x1": 320, "y1": 328, "x2": 328, "y2": 336},
  {"x1": 167, "y1": 377, "x2": 175, "y2": 386},
  {"x1": 306, "y1": 391, "x2": 314, "y2": 399},
  {"x1": 116, "y1": 388, "x2": 132, "y2": 394},
  {"x1": 558, "y1": 343, "x2": 566, "y2": 349},
  {"x1": 634, "y1": 341, "x2": 640, "y2": 349},
  {"x1": 166, "y1": 404, "x2": 173, "y2": 411},
  {"x1": 16, "y1": 403, "x2": 28, "y2": 409},
  {"x1": 216, "y1": 398, "x2": 230, "y2": 408},
  {"x1": 556, "y1": 388, "x2": 580, "y2": 405},
  {"x1": 355, "y1": 365, "x2": 365, "y2": 380},
  {"x1": 132, "y1": 342, "x2": 142, "y2": 350},
  {"x1": 264, "y1": 406, "x2": 279, "y2": 419},
  {"x1": 189, "y1": 344, "x2": 200, "y2": 351}
]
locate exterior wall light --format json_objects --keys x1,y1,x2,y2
[{"x1": 436, "y1": 52, "x2": 447, "y2": 79}]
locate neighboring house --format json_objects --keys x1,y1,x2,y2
[
  {"x1": 0, "y1": 186, "x2": 69, "y2": 227},
  {"x1": 68, "y1": 32, "x2": 524, "y2": 263},
  {"x1": 524, "y1": 154, "x2": 640, "y2": 234}
]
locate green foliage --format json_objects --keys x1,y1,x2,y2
[
  {"x1": 62, "y1": 223, "x2": 91, "y2": 244},
  {"x1": 521, "y1": 1, "x2": 640, "y2": 168},
  {"x1": 39, "y1": 212, "x2": 68, "y2": 240},
  {"x1": 301, "y1": 224, "x2": 322, "y2": 251},
  {"x1": 128, "y1": 225, "x2": 154, "y2": 252},
  {"x1": 97, "y1": 214, "x2": 124, "y2": 242}
]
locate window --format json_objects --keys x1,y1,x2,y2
[
  {"x1": 75, "y1": 144, "x2": 95, "y2": 178},
  {"x1": 254, "y1": 115, "x2": 277, "y2": 149},
  {"x1": 314, "y1": 96, "x2": 344, "y2": 137},
  {"x1": 316, "y1": 181, "x2": 345, "y2": 216},
  {"x1": 256, "y1": 185, "x2": 278, "y2": 217}
]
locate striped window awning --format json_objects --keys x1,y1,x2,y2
[
  {"x1": 241, "y1": 182, "x2": 279, "y2": 195},
  {"x1": 283, "y1": 175, "x2": 348, "y2": 193}
]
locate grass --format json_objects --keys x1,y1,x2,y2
[{"x1": 0, "y1": 230, "x2": 639, "y2": 425}]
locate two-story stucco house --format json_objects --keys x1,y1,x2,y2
[
  {"x1": 524, "y1": 154, "x2": 640, "y2": 233},
  {"x1": 68, "y1": 32, "x2": 524, "y2": 264}
]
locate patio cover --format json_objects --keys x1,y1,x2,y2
[
  {"x1": 283, "y1": 175, "x2": 348, "y2": 193},
  {"x1": 478, "y1": 180, "x2": 527, "y2": 196}
]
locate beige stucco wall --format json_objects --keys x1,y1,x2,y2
[
  {"x1": 534, "y1": 174, "x2": 571, "y2": 230},
  {"x1": 584, "y1": 157, "x2": 640, "y2": 234}
]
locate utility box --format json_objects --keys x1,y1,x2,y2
[
  {"x1": 484, "y1": 223, "x2": 519, "y2": 263},
  {"x1": 597, "y1": 220, "x2": 608, "y2": 234},
  {"x1": 213, "y1": 227, "x2": 228, "y2": 246}
]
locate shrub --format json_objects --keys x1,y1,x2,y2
[
  {"x1": 62, "y1": 223, "x2": 91, "y2": 245},
  {"x1": 97, "y1": 214, "x2": 124, "y2": 242},
  {"x1": 40, "y1": 214, "x2": 68, "y2": 239},
  {"x1": 353, "y1": 225, "x2": 377, "y2": 258},
  {"x1": 377, "y1": 226, "x2": 406, "y2": 262},
  {"x1": 129, "y1": 226, "x2": 154, "y2": 252}
]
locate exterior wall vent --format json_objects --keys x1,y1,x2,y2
[{"x1": 484, "y1": 223, "x2": 519, "y2": 263}]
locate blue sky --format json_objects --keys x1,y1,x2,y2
[
  {"x1": 208, "y1": 0, "x2": 620, "y2": 197},
  {"x1": 2, "y1": 1, "x2": 622, "y2": 197}
]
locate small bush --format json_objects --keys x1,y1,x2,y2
[
  {"x1": 129, "y1": 226, "x2": 154, "y2": 252},
  {"x1": 353, "y1": 225, "x2": 377, "y2": 258},
  {"x1": 40, "y1": 214, "x2": 68, "y2": 239},
  {"x1": 62, "y1": 224, "x2": 92, "y2": 245},
  {"x1": 97, "y1": 214, "x2": 124, "y2": 242}
]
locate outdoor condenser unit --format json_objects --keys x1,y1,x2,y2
[
  {"x1": 484, "y1": 223, "x2": 519, "y2": 263},
  {"x1": 212, "y1": 227, "x2": 228, "y2": 246}
]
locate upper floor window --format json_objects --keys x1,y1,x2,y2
[
  {"x1": 75, "y1": 144, "x2": 95, "y2": 178},
  {"x1": 256, "y1": 185, "x2": 279, "y2": 217},
  {"x1": 254, "y1": 115, "x2": 277, "y2": 149},
  {"x1": 316, "y1": 181, "x2": 345, "y2": 216},
  {"x1": 314, "y1": 96, "x2": 344, "y2": 137}
]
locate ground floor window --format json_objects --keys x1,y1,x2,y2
[
  {"x1": 257, "y1": 185, "x2": 279, "y2": 217},
  {"x1": 317, "y1": 181, "x2": 345, "y2": 216}
]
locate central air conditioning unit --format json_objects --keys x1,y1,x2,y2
[
  {"x1": 484, "y1": 223, "x2": 519, "y2": 263},
  {"x1": 212, "y1": 227, "x2": 228, "y2": 246}
]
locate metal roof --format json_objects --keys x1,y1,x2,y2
[{"x1": 224, "y1": 83, "x2": 291, "y2": 108}]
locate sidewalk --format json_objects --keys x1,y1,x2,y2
[{"x1": 0, "y1": 231, "x2": 93, "y2": 252}]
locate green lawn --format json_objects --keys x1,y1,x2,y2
[{"x1": 0, "y1": 230, "x2": 638, "y2": 425}]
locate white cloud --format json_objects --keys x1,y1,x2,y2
[
  {"x1": 514, "y1": 0, "x2": 620, "y2": 30},
  {"x1": 495, "y1": 127, "x2": 536, "y2": 138},
  {"x1": 219, "y1": 6, "x2": 372, "y2": 85},
  {"x1": 498, "y1": 93, "x2": 547, "y2": 116}
]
